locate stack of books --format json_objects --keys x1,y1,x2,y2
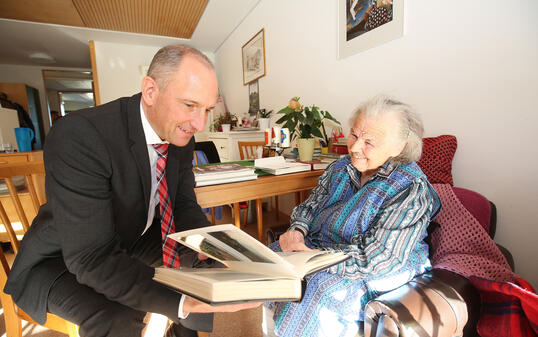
[
  {"x1": 296, "y1": 157, "x2": 337, "y2": 171},
  {"x1": 254, "y1": 156, "x2": 311, "y2": 175},
  {"x1": 193, "y1": 163, "x2": 257, "y2": 187}
]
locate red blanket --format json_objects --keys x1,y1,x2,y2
[
  {"x1": 470, "y1": 276, "x2": 538, "y2": 337},
  {"x1": 431, "y1": 184, "x2": 537, "y2": 337}
]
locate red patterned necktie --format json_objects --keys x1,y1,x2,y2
[{"x1": 153, "y1": 144, "x2": 180, "y2": 268}]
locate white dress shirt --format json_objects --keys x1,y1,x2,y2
[{"x1": 139, "y1": 104, "x2": 188, "y2": 319}]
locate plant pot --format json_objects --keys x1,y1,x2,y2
[
  {"x1": 221, "y1": 124, "x2": 231, "y2": 132},
  {"x1": 297, "y1": 138, "x2": 315, "y2": 162},
  {"x1": 258, "y1": 118, "x2": 270, "y2": 131}
]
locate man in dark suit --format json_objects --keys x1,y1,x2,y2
[{"x1": 4, "y1": 45, "x2": 258, "y2": 337}]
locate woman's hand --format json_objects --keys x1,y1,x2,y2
[
  {"x1": 183, "y1": 296, "x2": 261, "y2": 313},
  {"x1": 279, "y1": 230, "x2": 313, "y2": 252}
]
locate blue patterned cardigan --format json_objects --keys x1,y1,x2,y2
[{"x1": 269, "y1": 155, "x2": 441, "y2": 337}]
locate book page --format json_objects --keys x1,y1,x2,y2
[
  {"x1": 168, "y1": 224, "x2": 289, "y2": 265},
  {"x1": 165, "y1": 225, "x2": 350, "y2": 278},
  {"x1": 277, "y1": 251, "x2": 349, "y2": 277},
  {"x1": 254, "y1": 156, "x2": 286, "y2": 167}
]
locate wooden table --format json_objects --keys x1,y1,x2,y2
[{"x1": 194, "y1": 170, "x2": 323, "y2": 241}]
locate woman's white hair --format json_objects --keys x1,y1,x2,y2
[{"x1": 349, "y1": 95, "x2": 424, "y2": 165}]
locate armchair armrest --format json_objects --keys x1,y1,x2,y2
[{"x1": 364, "y1": 270, "x2": 477, "y2": 337}]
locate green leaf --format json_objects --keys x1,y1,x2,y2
[
  {"x1": 323, "y1": 110, "x2": 341, "y2": 124},
  {"x1": 277, "y1": 107, "x2": 291, "y2": 115},
  {"x1": 311, "y1": 128, "x2": 323, "y2": 138}
]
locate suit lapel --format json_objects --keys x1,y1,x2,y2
[
  {"x1": 167, "y1": 138, "x2": 195, "y2": 208},
  {"x1": 125, "y1": 93, "x2": 151, "y2": 214},
  {"x1": 166, "y1": 148, "x2": 179, "y2": 207}
]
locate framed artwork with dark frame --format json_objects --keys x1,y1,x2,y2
[
  {"x1": 338, "y1": 0, "x2": 404, "y2": 59},
  {"x1": 242, "y1": 28, "x2": 266, "y2": 85}
]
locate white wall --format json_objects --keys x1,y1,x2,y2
[
  {"x1": 0, "y1": 64, "x2": 90, "y2": 135},
  {"x1": 215, "y1": 0, "x2": 538, "y2": 287},
  {"x1": 93, "y1": 41, "x2": 216, "y2": 104}
]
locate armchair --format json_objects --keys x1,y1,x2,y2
[
  {"x1": 362, "y1": 188, "x2": 513, "y2": 337},
  {"x1": 360, "y1": 135, "x2": 516, "y2": 337}
]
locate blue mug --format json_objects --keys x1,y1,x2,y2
[{"x1": 14, "y1": 127, "x2": 34, "y2": 152}]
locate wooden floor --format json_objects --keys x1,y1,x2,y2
[{"x1": 1, "y1": 201, "x2": 289, "y2": 337}]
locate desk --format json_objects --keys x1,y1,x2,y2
[{"x1": 194, "y1": 170, "x2": 323, "y2": 241}]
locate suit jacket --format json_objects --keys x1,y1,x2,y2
[{"x1": 4, "y1": 93, "x2": 210, "y2": 324}]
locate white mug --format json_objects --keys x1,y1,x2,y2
[{"x1": 272, "y1": 126, "x2": 281, "y2": 144}]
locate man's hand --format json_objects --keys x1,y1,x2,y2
[
  {"x1": 279, "y1": 230, "x2": 313, "y2": 252},
  {"x1": 183, "y1": 296, "x2": 261, "y2": 313}
]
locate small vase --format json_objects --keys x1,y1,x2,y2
[{"x1": 297, "y1": 138, "x2": 315, "y2": 161}]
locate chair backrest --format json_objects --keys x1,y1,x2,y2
[
  {"x1": 237, "y1": 141, "x2": 265, "y2": 160},
  {"x1": 0, "y1": 160, "x2": 45, "y2": 253},
  {"x1": 0, "y1": 242, "x2": 10, "y2": 288},
  {"x1": 195, "y1": 141, "x2": 221, "y2": 164},
  {"x1": 193, "y1": 150, "x2": 210, "y2": 166},
  {"x1": 0, "y1": 161, "x2": 80, "y2": 336}
]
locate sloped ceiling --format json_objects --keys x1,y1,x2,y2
[
  {"x1": 0, "y1": 0, "x2": 260, "y2": 68},
  {"x1": 0, "y1": 0, "x2": 208, "y2": 38}
]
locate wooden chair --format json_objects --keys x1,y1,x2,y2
[
  {"x1": 0, "y1": 160, "x2": 79, "y2": 336},
  {"x1": 237, "y1": 141, "x2": 280, "y2": 226},
  {"x1": 237, "y1": 141, "x2": 265, "y2": 161}
]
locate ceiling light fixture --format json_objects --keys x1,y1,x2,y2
[{"x1": 28, "y1": 52, "x2": 56, "y2": 64}]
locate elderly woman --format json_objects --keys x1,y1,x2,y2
[{"x1": 264, "y1": 95, "x2": 441, "y2": 337}]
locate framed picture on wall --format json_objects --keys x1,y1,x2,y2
[
  {"x1": 338, "y1": 0, "x2": 404, "y2": 59},
  {"x1": 248, "y1": 80, "x2": 259, "y2": 115},
  {"x1": 242, "y1": 28, "x2": 266, "y2": 85}
]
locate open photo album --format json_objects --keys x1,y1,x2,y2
[{"x1": 153, "y1": 224, "x2": 349, "y2": 304}]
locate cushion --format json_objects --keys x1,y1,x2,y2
[{"x1": 417, "y1": 135, "x2": 457, "y2": 185}]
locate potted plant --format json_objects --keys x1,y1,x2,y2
[
  {"x1": 276, "y1": 97, "x2": 340, "y2": 161},
  {"x1": 211, "y1": 111, "x2": 237, "y2": 132},
  {"x1": 257, "y1": 108, "x2": 273, "y2": 131}
]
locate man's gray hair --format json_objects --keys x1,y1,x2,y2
[
  {"x1": 147, "y1": 45, "x2": 214, "y2": 89},
  {"x1": 349, "y1": 95, "x2": 424, "y2": 165}
]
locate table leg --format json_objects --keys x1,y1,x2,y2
[
  {"x1": 233, "y1": 203, "x2": 240, "y2": 228},
  {"x1": 256, "y1": 198, "x2": 263, "y2": 242},
  {"x1": 275, "y1": 196, "x2": 279, "y2": 221}
]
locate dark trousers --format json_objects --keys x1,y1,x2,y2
[{"x1": 47, "y1": 222, "x2": 213, "y2": 337}]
